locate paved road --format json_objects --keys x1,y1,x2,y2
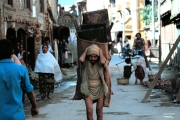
[{"x1": 25, "y1": 54, "x2": 180, "y2": 120}]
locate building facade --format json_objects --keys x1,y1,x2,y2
[
  {"x1": 160, "y1": 0, "x2": 180, "y2": 65},
  {"x1": 0, "y1": 0, "x2": 58, "y2": 70},
  {"x1": 110, "y1": 0, "x2": 146, "y2": 48}
]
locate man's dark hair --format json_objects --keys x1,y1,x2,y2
[
  {"x1": 0, "y1": 39, "x2": 13, "y2": 60},
  {"x1": 136, "y1": 33, "x2": 141, "y2": 37},
  {"x1": 44, "y1": 37, "x2": 50, "y2": 43},
  {"x1": 125, "y1": 58, "x2": 131, "y2": 64}
]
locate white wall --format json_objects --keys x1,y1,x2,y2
[{"x1": 86, "y1": 0, "x2": 109, "y2": 12}]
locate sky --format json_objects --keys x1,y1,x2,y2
[{"x1": 58, "y1": 0, "x2": 77, "y2": 6}]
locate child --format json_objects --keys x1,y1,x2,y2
[{"x1": 125, "y1": 54, "x2": 146, "y2": 84}]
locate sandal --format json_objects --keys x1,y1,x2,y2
[
  {"x1": 47, "y1": 93, "x2": 51, "y2": 99},
  {"x1": 47, "y1": 95, "x2": 51, "y2": 99},
  {"x1": 41, "y1": 93, "x2": 46, "y2": 100}
]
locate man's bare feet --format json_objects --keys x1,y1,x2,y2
[
  {"x1": 47, "y1": 93, "x2": 51, "y2": 99},
  {"x1": 41, "y1": 93, "x2": 46, "y2": 100},
  {"x1": 140, "y1": 81, "x2": 143, "y2": 85},
  {"x1": 135, "y1": 81, "x2": 137, "y2": 84}
]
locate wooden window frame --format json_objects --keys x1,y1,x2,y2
[
  {"x1": 24, "y1": 0, "x2": 31, "y2": 10},
  {"x1": 39, "y1": 0, "x2": 44, "y2": 13},
  {"x1": 6, "y1": 0, "x2": 13, "y2": 6}
]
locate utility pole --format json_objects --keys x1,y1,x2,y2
[
  {"x1": 152, "y1": 0, "x2": 155, "y2": 47},
  {"x1": 158, "y1": 0, "x2": 162, "y2": 67},
  {"x1": 122, "y1": 1, "x2": 125, "y2": 43}
]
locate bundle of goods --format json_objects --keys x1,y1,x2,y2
[
  {"x1": 81, "y1": 9, "x2": 112, "y2": 42},
  {"x1": 116, "y1": 64, "x2": 131, "y2": 85},
  {"x1": 148, "y1": 72, "x2": 156, "y2": 81}
]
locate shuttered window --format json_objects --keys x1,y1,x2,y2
[
  {"x1": 24, "y1": 0, "x2": 30, "y2": 9},
  {"x1": 6, "y1": 0, "x2": 13, "y2": 6},
  {"x1": 145, "y1": 0, "x2": 151, "y2": 6},
  {"x1": 39, "y1": 0, "x2": 44, "y2": 13}
]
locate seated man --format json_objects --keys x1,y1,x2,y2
[{"x1": 122, "y1": 39, "x2": 130, "y2": 59}]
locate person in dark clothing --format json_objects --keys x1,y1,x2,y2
[
  {"x1": 133, "y1": 33, "x2": 151, "y2": 71},
  {"x1": 58, "y1": 36, "x2": 68, "y2": 66}
]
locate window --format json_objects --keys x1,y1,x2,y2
[
  {"x1": 39, "y1": 0, "x2": 44, "y2": 13},
  {"x1": 110, "y1": 0, "x2": 115, "y2": 4},
  {"x1": 6, "y1": 0, "x2": 13, "y2": 6},
  {"x1": 145, "y1": 0, "x2": 151, "y2": 6},
  {"x1": 126, "y1": 36, "x2": 131, "y2": 40},
  {"x1": 24, "y1": 0, "x2": 30, "y2": 9}
]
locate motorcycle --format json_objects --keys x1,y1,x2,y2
[{"x1": 121, "y1": 49, "x2": 143, "y2": 58}]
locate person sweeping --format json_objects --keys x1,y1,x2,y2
[{"x1": 125, "y1": 53, "x2": 146, "y2": 85}]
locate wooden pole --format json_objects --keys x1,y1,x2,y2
[
  {"x1": 142, "y1": 35, "x2": 180, "y2": 103},
  {"x1": 158, "y1": 0, "x2": 162, "y2": 68}
]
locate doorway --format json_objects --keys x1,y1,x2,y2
[
  {"x1": 27, "y1": 37, "x2": 35, "y2": 70},
  {"x1": 6, "y1": 28, "x2": 18, "y2": 54}
]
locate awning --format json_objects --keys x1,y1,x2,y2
[
  {"x1": 170, "y1": 0, "x2": 180, "y2": 19},
  {"x1": 111, "y1": 23, "x2": 123, "y2": 33},
  {"x1": 161, "y1": 0, "x2": 171, "y2": 15},
  {"x1": 53, "y1": 25, "x2": 70, "y2": 41}
]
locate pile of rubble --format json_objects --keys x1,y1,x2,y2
[{"x1": 143, "y1": 77, "x2": 180, "y2": 102}]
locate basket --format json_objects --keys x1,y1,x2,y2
[
  {"x1": 117, "y1": 78, "x2": 129, "y2": 85},
  {"x1": 148, "y1": 75, "x2": 155, "y2": 81}
]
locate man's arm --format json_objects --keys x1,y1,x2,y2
[
  {"x1": 79, "y1": 47, "x2": 88, "y2": 62},
  {"x1": 133, "y1": 40, "x2": 136, "y2": 50},
  {"x1": 49, "y1": 45, "x2": 54, "y2": 53},
  {"x1": 103, "y1": 60, "x2": 110, "y2": 86},
  {"x1": 27, "y1": 91, "x2": 39, "y2": 117},
  {"x1": 131, "y1": 62, "x2": 137, "y2": 72},
  {"x1": 141, "y1": 38, "x2": 145, "y2": 50}
]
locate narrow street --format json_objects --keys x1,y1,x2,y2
[
  {"x1": 25, "y1": 54, "x2": 180, "y2": 120},
  {"x1": 1, "y1": 0, "x2": 180, "y2": 120}
]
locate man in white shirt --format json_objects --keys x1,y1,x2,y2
[
  {"x1": 39, "y1": 37, "x2": 53, "y2": 54},
  {"x1": 122, "y1": 39, "x2": 130, "y2": 59}
]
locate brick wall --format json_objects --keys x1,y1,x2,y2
[{"x1": 0, "y1": 0, "x2": 58, "y2": 68}]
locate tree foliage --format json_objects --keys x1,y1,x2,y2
[{"x1": 139, "y1": 5, "x2": 158, "y2": 25}]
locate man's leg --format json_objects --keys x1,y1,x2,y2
[
  {"x1": 144, "y1": 56, "x2": 151, "y2": 71},
  {"x1": 123, "y1": 49, "x2": 128, "y2": 58},
  {"x1": 135, "y1": 78, "x2": 137, "y2": 84},
  {"x1": 84, "y1": 97, "x2": 94, "y2": 120},
  {"x1": 96, "y1": 96, "x2": 104, "y2": 120}
]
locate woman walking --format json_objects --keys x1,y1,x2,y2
[{"x1": 34, "y1": 44, "x2": 62, "y2": 99}]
